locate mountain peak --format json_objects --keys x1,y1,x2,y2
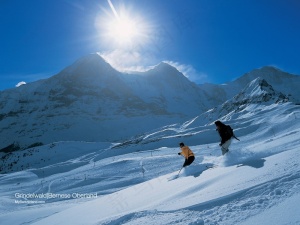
[
  {"x1": 147, "y1": 61, "x2": 187, "y2": 79},
  {"x1": 245, "y1": 77, "x2": 274, "y2": 94},
  {"x1": 62, "y1": 53, "x2": 117, "y2": 75},
  {"x1": 210, "y1": 77, "x2": 290, "y2": 118},
  {"x1": 233, "y1": 65, "x2": 298, "y2": 93},
  {"x1": 258, "y1": 65, "x2": 281, "y2": 72},
  {"x1": 150, "y1": 62, "x2": 179, "y2": 73},
  {"x1": 246, "y1": 66, "x2": 287, "y2": 78},
  {"x1": 232, "y1": 77, "x2": 288, "y2": 105}
]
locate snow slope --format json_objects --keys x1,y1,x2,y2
[
  {"x1": 0, "y1": 101, "x2": 299, "y2": 225},
  {"x1": 1, "y1": 53, "x2": 300, "y2": 225}
]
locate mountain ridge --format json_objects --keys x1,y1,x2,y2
[
  {"x1": 199, "y1": 66, "x2": 300, "y2": 105},
  {"x1": 0, "y1": 54, "x2": 206, "y2": 149},
  {"x1": 0, "y1": 54, "x2": 299, "y2": 150}
]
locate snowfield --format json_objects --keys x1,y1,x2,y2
[{"x1": 0, "y1": 102, "x2": 300, "y2": 225}]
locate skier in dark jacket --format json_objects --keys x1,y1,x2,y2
[{"x1": 215, "y1": 120, "x2": 234, "y2": 155}]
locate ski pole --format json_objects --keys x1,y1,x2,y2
[
  {"x1": 177, "y1": 153, "x2": 186, "y2": 176},
  {"x1": 177, "y1": 166, "x2": 183, "y2": 176}
]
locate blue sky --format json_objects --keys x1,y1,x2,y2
[{"x1": 0, "y1": 0, "x2": 300, "y2": 90}]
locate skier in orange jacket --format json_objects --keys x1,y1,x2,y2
[{"x1": 178, "y1": 142, "x2": 195, "y2": 167}]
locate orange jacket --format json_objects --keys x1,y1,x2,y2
[{"x1": 179, "y1": 146, "x2": 194, "y2": 159}]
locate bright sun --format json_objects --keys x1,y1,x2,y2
[
  {"x1": 96, "y1": 0, "x2": 149, "y2": 48},
  {"x1": 107, "y1": 16, "x2": 139, "y2": 45}
]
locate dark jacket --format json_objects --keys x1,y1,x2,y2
[{"x1": 217, "y1": 124, "x2": 233, "y2": 145}]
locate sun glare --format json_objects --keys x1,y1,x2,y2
[
  {"x1": 108, "y1": 16, "x2": 139, "y2": 44},
  {"x1": 96, "y1": 1, "x2": 150, "y2": 48}
]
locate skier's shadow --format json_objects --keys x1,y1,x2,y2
[
  {"x1": 184, "y1": 163, "x2": 216, "y2": 178},
  {"x1": 237, "y1": 158, "x2": 266, "y2": 169}
]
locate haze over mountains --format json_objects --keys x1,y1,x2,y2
[{"x1": 0, "y1": 53, "x2": 299, "y2": 150}]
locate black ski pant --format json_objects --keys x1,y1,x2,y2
[{"x1": 183, "y1": 156, "x2": 195, "y2": 167}]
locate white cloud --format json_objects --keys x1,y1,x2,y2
[
  {"x1": 16, "y1": 81, "x2": 26, "y2": 87},
  {"x1": 99, "y1": 49, "x2": 157, "y2": 73},
  {"x1": 163, "y1": 61, "x2": 209, "y2": 84},
  {"x1": 99, "y1": 50, "x2": 210, "y2": 84}
]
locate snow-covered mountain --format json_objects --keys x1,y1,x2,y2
[
  {"x1": 0, "y1": 53, "x2": 299, "y2": 152},
  {"x1": 203, "y1": 77, "x2": 290, "y2": 122},
  {"x1": 200, "y1": 66, "x2": 300, "y2": 105},
  {"x1": 0, "y1": 54, "x2": 208, "y2": 150},
  {"x1": 231, "y1": 77, "x2": 289, "y2": 104}
]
